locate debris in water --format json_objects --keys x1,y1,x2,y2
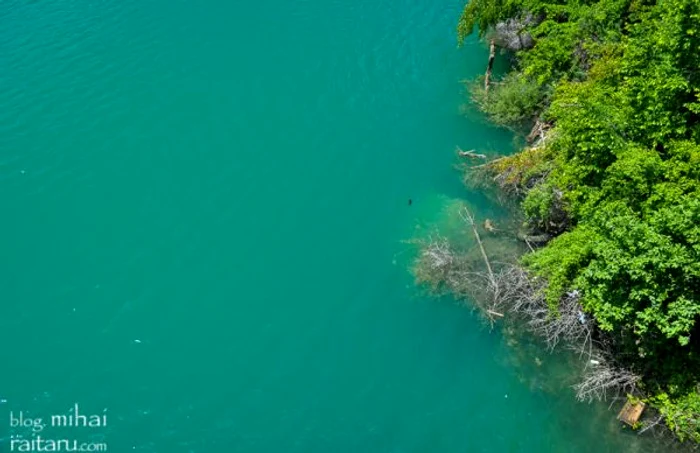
[{"x1": 618, "y1": 400, "x2": 646, "y2": 426}]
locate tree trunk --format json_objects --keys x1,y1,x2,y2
[
  {"x1": 460, "y1": 207, "x2": 495, "y2": 286},
  {"x1": 484, "y1": 40, "x2": 496, "y2": 95}
]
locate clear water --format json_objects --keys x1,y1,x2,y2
[{"x1": 0, "y1": 1, "x2": 666, "y2": 451}]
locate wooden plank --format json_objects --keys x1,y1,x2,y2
[{"x1": 617, "y1": 401, "x2": 646, "y2": 426}]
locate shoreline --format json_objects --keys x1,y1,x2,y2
[{"x1": 415, "y1": 0, "x2": 700, "y2": 446}]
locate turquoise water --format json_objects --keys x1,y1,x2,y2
[{"x1": 0, "y1": 1, "x2": 664, "y2": 452}]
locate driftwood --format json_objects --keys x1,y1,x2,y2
[
  {"x1": 457, "y1": 147, "x2": 487, "y2": 159},
  {"x1": 637, "y1": 414, "x2": 664, "y2": 435},
  {"x1": 526, "y1": 119, "x2": 552, "y2": 146},
  {"x1": 517, "y1": 231, "x2": 551, "y2": 244},
  {"x1": 484, "y1": 40, "x2": 496, "y2": 95},
  {"x1": 460, "y1": 207, "x2": 495, "y2": 287}
]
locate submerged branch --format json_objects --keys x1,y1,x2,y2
[
  {"x1": 457, "y1": 146, "x2": 487, "y2": 159},
  {"x1": 484, "y1": 40, "x2": 496, "y2": 95},
  {"x1": 459, "y1": 207, "x2": 495, "y2": 287},
  {"x1": 574, "y1": 360, "x2": 641, "y2": 403}
]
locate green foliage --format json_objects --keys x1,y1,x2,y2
[
  {"x1": 580, "y1": 200, "x2": 700, "y2": 346},
  {"x1": 459, "y1": 0, "x2": 700, "y2": 441},
  {"x1": 521, "y1": 182, "x2": 569, "y2": 233},
  {"x1": 471, "y1": 72, "x2": 545, "y2": 129},
  {"x1": 651, "y1": 390, "x2": 700, "y2": 442},
  {"x1": 523, "y1": 226, "x2": 596, "y2": 309},
  {"x1": 620, "y1": 0, "x2": 700, "y2": 145},
  {"x1": 484, "y1": 145, "x2": 554, "y2": 196},
  {"x1": 458, "y1": 0, "x2": 523, "y2": 42},
  {"x1": 599, "y1": 146, "x2": 663, "y2": 212},
  {"x1": 521, "y1": 20, "x2": 582, "y2": 85},
  {"x1": 522, "y1": 183, "x2": 555, "y2": 225}
]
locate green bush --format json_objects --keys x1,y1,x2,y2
[
  {"x1": 651, "y1": 390, "x2": 700, "y2": 443},
  {"x1": 471, "y1": 72, "x2": 545, "y2": 130},
  {"x1": 459, "y1": 0, "x2": 700, "y2": 441}
]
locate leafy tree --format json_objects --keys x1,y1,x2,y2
[
  {"x1": 470, "y1": 72, "x2": 546, "y2": 129},
  {"x1": 458, "y1": 0, "x2": 700, "y2": 440},
  {"x1": 458, "y1": 0, "x2": 524, "y2": 41}
]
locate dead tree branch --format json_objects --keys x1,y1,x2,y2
[
  {"x1": 459, "y1": 207, "x2": 495, "y2": 287},
  {"x1": 411, "y1": 226, "x2": 643, "y2": 408},
  {"x1": 638, "y1": 414, "x2": 665, "y2": 435},
  {"x1": 457, "y1": 147, "x2": 487, "y2": 159},
  {"x1": 484, "y1": 40, "x2": 496, "y2": 95},
  {"x1": 573, "y1": 360, "x2": 640, "y2": 402}
]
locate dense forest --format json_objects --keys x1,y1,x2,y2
[{"x1": 453, "y1": 0, "x2": 700, "y2": 443}]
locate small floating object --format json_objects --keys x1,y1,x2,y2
[
  {"x1": 618, "y1": 400, "x2": 646, "y2": 426},
  {"x1": 133, "y1": 339, "x2": 142, "y2": 344}
]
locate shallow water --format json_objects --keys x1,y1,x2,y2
[{"x1": 0, "y1": 1, "x2": 668, "y2": 451}]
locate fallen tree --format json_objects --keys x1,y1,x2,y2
[{"x1": 411, "y1": 209, "x2": 643, "y2": 406}]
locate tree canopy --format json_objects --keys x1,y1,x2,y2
[{"x1": 460, "y1": 0, "x2": 700, "y2": 442}]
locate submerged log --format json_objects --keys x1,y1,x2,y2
[
  {"x1": 517, "y1": 231, "x2": 551, "y2": 244},
  {"x1": 487, "y1": 310, "x2": 504, "y2": 318},
  {"x1": 484, "y1": 40, "x2": 496, "y2": 95},
  {"x1": 457, "y1": 147, "x2": 487, "y2": 159},
  {"x1": 460, "y1": 207, "x2": 494, "y2": 286}
]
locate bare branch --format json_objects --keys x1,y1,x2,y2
[
  {"x1": 638, "y1": 415, "x2": 664, "y2": 435},
  {"x1": 484, "y1": 40, "x2": 496, "y2": 94},
  {"x1": 573, "y1": 359, "x2": 640, "y2": 403},
  {"x1": 459, "y1": 207, "x2": 495, "y2": 287},
  {"x1": 457, "y1": 147, "x2": 487, "y2": 159}
]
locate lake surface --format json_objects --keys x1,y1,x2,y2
[{"x1": 0, "y1": 1, "x2": 665, "y2": 451}]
